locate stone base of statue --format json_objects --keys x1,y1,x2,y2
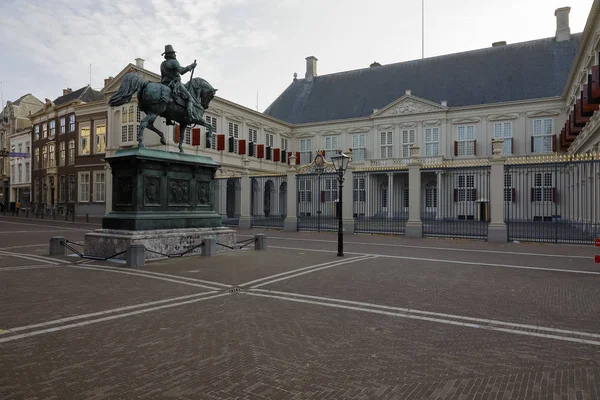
[{"x1": 83, "y1": 147, "x2": 233, "y2": 260}]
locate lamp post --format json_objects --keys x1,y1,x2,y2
[{"x1": 330, "y1": 151, "x2": 351, "y2": 257}]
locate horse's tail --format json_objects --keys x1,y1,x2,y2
[{"x1": 108, "y1": 73, "x2": 144, "y2": 107}]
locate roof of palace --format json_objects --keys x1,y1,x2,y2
[
  {"x1": 54, "y1": 85, "x2": 103, "y2": 106},
  {"x1": 264, "y1": 34, "x2": 583, "y2": 124}
]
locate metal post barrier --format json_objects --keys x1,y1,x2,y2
[
  {"x1": 254, "y1": 234, "x2": 267, "y2": 250},
  {"x1": 53, "y1": 211, "x2": 56, "y2": 220},
  {"x1": 86, "y1": 214, "x2": 89, "y2": 223},
  {"x1": 49, "y1": 236, "x2": 67, "y2": 256},
  {"x1": 126, "y1": 244, "x2": 145, "y2": 267},
  {"x1": 72, "y1": 211, "x2": 75, "y2": 222},
  {"x1": 26, "y1": 209, "x2": 29, "y2": 218},
  {"x1": 201, "y1": 238, "x2": 216, "y2": 256}
]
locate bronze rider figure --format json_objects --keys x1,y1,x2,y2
[{"x1": 160, "y1": 44, "x2": 198, "y2": 125}]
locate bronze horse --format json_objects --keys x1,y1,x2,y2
[{"x1": 108, "y1": 73, "x2": 217, "y2": 153}]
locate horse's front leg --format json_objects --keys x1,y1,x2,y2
[
  {"x1": 145, "y1": 113, "x2": 166, "y2": 145},
  {"x1": 179, "y1": 123, "x2": 186, "y2": 153},
  {"x1": 138, "y1": 113, "x2": 153, "y2": 147}
]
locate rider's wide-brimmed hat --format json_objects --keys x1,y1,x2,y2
[{"x1": 162, "y1": 44, "x2": 176, "y2": 55}]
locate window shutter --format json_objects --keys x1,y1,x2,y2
[
  {"x1": 454, "y1": 141, "x2": 458, "y2": 157},
  {"x1": 174, "y1": 124, "x2": 181, "y2": 143},
  {"x1": 228, "y1": 137, "x2": 234, "y2": 152},
  {"x1": 287, "y1": 152, "x2": 292, "y2": 165},
  {"x1": 552, "y1": 135, "x2": 557, "y2": 152},
  {"x1": 281, "y1": 150, "x2": 286, "y2": 163},
  {"x1": 273, "y1": 148, "x2": 280, "y2": 162},
  {"x1": 453, "y1": 189, "x2": 458, "y2": 202},
  {"x1": 473, "y1": 140, "x2": 477, "y2": 156},
  {"x1": 530, "y1": 136, "x2": 534, "y2": 152},
  {"x1": 512, "y1": 188, "x2": 516, "y2": 203},
  {"x1": 191, "y1": 128, "x2": 201, "y2": 146},
  {"x1": 509, "y1": 138, "x2": 514, "y2": 154},
  {"x1": 320, "y1": 191, "x2": 326, "y2": 203},
  {"x1": 295, "y1": 152, "x2": 300, "y2": 165},
  {"x1": 257, "y1": 144, "x2": 265, "y2": 159},
  {"x1": 238, "y1": 139, "x2": 246, "y2": 155},
  {"x1": 552, "y1": 188, "x2": 557, "y2": 203},
  {"x1": 216, "y1": 134, "x2": 225, "y2": 151},
  {"x1": 266, "y1": 146, "x2": 272, "y2": 160},
  {"x1": 530, "y1": 188, "x2": 535, "y2": 202},
  {"x1": 249, "y1": 143, "x2": 255, "y2": 157}
]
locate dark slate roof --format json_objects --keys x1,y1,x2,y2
[
  {"x1": 53, "y1": 85, "x2": 103, "y2": 106},
  {"x1": 264, "y1": 34, "x2": 583, "y2": 124}
]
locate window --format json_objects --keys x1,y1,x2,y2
[
  {"x1": 80, "y1": 125, "x2": 90, "y2": 155},
  {"x1": 41, "y1": 177, "x2": 47, "y2": 203},
  {"x1": 532, "y1": 118, "x2": 554, "y2": 153},
  {"x1": 79, "y1": 172, "x2": 90, "y2": 202},
  {"x1": 48, "y1": 143, "x2": 55, "y2": 167},
  {"x1": 184, "y1": 126, "x2": 191, "y2": 145},
  {"x1": 59, "y1": 175, "x2": 66, "y2": 203},
  {"x1": 96, "y1": 124, "x2": 106, "y2": 153},
  {"x1": 248, "y1": 127, "x2": 258, "y2": 156},
  {"x1": 281, "y1": 138, "x2": 288, "y2": 151},
  {"x1": 380, "y1": 131, "x2": 393, "y2": 158},
  {"x1": 25, "y1": 141, "x2": 30, "y2": 154},
  {"x1": 457, "y1": 174, "x2": 475, "y2": 202},
  {"x1": 42, "y1": 123, "x2": 47, "y2": 139},
  {"x1": 324, "y1": 136, "x2": 339, "y2": 159},
  {"x1": 206, "y1": 115, "x2": 217, "y2": 149},
  {"x1": 425, "y1": 127, "x2": 439, "y2": 157},
  {"x1": 324, "y1": 178, "x2": 338, "y2": 202},
  {"x1": 60, "y1": 117, "x2": 66, "y2": 134},
  {"x1": 504, "y1": 173, "x2": 513, "y2": 202},
  {"x1": 68, "y1": 175, "x2": 75, "y2": 202},
  {"x1": 425, "y1": 181, "x2": 437, "y2": 208},
  {"x1": 49, "y1": 120, "x2": 56, "y2": 137},
  {"x1": 403, "y1": 187, "x2": 409, "y2": 208},
  {"x1": 121, "y1": 105, "x2": 136, "y2": 143},
  {"x1": 69, "y1": 115, "x2": 75, "y2": 132},
  {"x1": 42, "y1": 146, "x2": 48, "y2": 168},
  {"x1": 34, "y1": 125, "x2": 40, "y2": 140},
  {"x1": 228, "y1": 121, "x2": 239, "y2": 153},
  {"x1": 533, "y1": 172, "x2": 554, "y2": 202},
  {"x1": 59, "y1": 142, "x2": 66, "y2": 166},
  {"x1": 401, "y1": 129, "x2": 416, "y2": 158},
  {"x1": 300, "y1": 138, "x2": 312, "y2": 165},
  {"x1": 24, "y1": 163, "x2": 29, "y2": 182},
  {"x1": 353, "y1": 177, "x2": 366, "y2": 202},
  {"x1": 95, "y1": 171, "x2": 106, "y2": 202},
  {"x1": 11, "y1": 165, "x2": 16, "y2": 182},
  {"x1": 381, "y1": 183, "x2": 388, "y2": 209},
  {"x1": 494, "y1": 122, "x2": 513, "y2": 154},
  {"x1": 457, "y1": 125, "x2": 475, "y2": 156},
  {"x1": 68, "y1": 140, "x2": 75, "y2": 165},
  {"x1": 351, "y1": 134, "x2": 366, "y2": 163},
  {"x1": 299, "y1": 179, "x2": 312, "y2": 202},
  {"x1": 265, "y1": 132, "x2": 274, "y2": 148},
  {"x1": 34, "y1": 148, "x2": 40, "y2": 170},
  {"x1": 34, "y1": 178, "x2": 40, "y2": 203}
]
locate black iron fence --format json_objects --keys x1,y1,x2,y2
[
  {"x1": 215, "y1": 177, "x2": 240, "y2": 226},
  {"x1": 250, "y1": 175, "x2": 287, "y2": 229},
  {"x1": 505, "y1": 159, "x2": 600, "y2": 244},
  {"x1": 353, "y1": 169, "x2": 408, "y2": 234},
  {"x1": 296, "y1": 172, "x2": 339, "y2": 232},
  {"x1": 420, "y1": 165, "x2": 491, "y2": 239}
]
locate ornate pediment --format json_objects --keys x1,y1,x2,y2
[
  {"x1": 488, "y1": 114, "x2": 519, "y2": 121},
  {"x1": 374, "y1": 95, "x2": 443, "y2": 118},
  {"x1": 452, "y1": 117, "x2": 481, "y2": 125},
  {"x1": 296, "y1": 132, "x2": 316, "y2": 138},
  {"x1": 102, "y1": 64, "x2": 160, "y2": 94},
  {"x1": 526, "y1": 110, "x2": 560, "y2": 118},
  {"x1": 347, "y1": 127, "x2": 371, "y2": 134}
]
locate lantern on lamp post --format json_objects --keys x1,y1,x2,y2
[{"x1": 330, "y1": 151, "x2": 351, "y2": 256}]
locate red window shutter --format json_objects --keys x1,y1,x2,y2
[
  {"x1": 320, "y1": 191, "x2": 326, "y2": 203},
  {"x1": 287, "y1": 152, "x2": 292, "y2": 165},
  {"x1": 273, "y1": 148, "x2": 280, "y2": 162},
  {"x1": 454, "y1": 141, "x2": 458, "y2": 157},
  {"x1": 191, "y1": 128, "x2": 201, "y2": 146},
  {"x1": 552, "y1": 135, "x2": 557, "y2": 152},
  {"x1": 321, "y1": 150, "x2": 326, "y2": 157},
  {"x1": 295, "y1": 152, "x2": 300, "y2": 165},
  {"x1": 453, "y1": 189, "x2": 458, "y2": 202},
  {"x1": 257, "y1": 144, "x2": 265, "y2": 159},
  {"x1": 530, "y1": 136, "x2": 534, "y2": 153},
  {"x1": 238, "y1": 140, "x2": 246, "y2": 155},
  {"x1": 216, "y1": 134, "x2": 225, "y2": 151},
  {"x1": 174, "y1": 124, "x2": 181, "y2": 143},
  {"x1": 473, "y1": 140, "x2": 477, "y2": 156},
  {"x1": 530, "y1": 188, "x2": 535, "y2": 202},
  {"x1": 552, "y1": 188, "x2": 557, "y2": 203},
  {"x1": 512, "y1": 188, "x2": 516, "y2": 202}
]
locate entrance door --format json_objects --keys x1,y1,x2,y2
[{"x1": 226, "y1": 179, "x2": 236, "y2": 218}]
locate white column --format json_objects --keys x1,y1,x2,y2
[
  {"x1": 239, "y1": 172, "x2": 251, "y2": 229},
  {"x1": 436, "y1": 171, "x2": 442, "y2": 219},
  {"x1": 284, "y1": 169, "x2": 298, "y2": 231},
  {"x1": 406, "y1": 147, "x2": 423, "y2": 238},
  {"x1": 105, "y1": 164, "x2": 113, "y2": 213},
  {"x1": 488, "y1": 139, "x2": 507, "y2": 242},
  {"x1": 388, "y1": 172, "x2": 394, "y2": 217},
  {"x1": 342, "y1": 165, "x2": 355, "y2": 234}
]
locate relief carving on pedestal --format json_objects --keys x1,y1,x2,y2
[
  {"x1": 115, "y1": 176, "x2": 134, "y2": 206},
  {"x1": 144, "y1": 176, "x2": 161, "y2": 206},
  {"x1": 168, "y1": 179, "x2": 190, "y2": 205},
  {"x1": 197, "y1": 181, "x2": 210, "y2": 205}
]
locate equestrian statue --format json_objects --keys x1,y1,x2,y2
[{"x1": 108, "y1": 44, "x2": 217, "y2": 153}]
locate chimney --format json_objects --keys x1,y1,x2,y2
[
  {"x1": 370, "y1": 62, "x2": 381, "y2": 68},
  {"x1": 492, "y1": 41, "x2": 507, "y2": 47},
  {"x1": 555, "y1": 7, "x2": 571, "y2": 42},
  {"x1": 135, "y1": 58, "x2": 145, "y2": 68},
  {"x1": 305, "y1": 56, "x2": 318, "y2": 81},
  {"x1": 405, "y1": 89, "x2": 412, "y2": 96},
  {"x1": 441, "y1": 100, "x2": 448, "y2": 107},
  {"x1": 103, "y1": 77, "x2": 113, "y2": 88},
  {"x1": 62, "y1": 88, "x2": 72, "y2": 96}
]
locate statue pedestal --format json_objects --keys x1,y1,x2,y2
[{"x1": 84, "y1": 147, "x2": 234, "y2": 260}]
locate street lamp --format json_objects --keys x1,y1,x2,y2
[{"x1": 330, "y1": 151, "x2": 351, "y2": 257}]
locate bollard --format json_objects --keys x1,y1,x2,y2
[
  {"x1": 254, "y1": 234, "x2": 267, "y2": 251},
  {"x1": 53, "y1": 211, "x2": 56, "y2": 220},
  {"x1": 72, "y1": 211, "x2": 75, "y2": 222},
  {"x1": 201, "y1": 238, "x2": 216, "y2": 256},
  {"x1": 26, "y1": 209, "x2": 29, "y2": 218},
  {"x1": 49, "y1": 236, "x2": 67, "y2": 256},
  {"x1": 86, "y1": 213, "x2": 89, "y2": 223},
  {"x1": 41, "y1": 211, "x2": 44, "y2": 219},
  {"x1": 65, "y1": 210, "x2": 68, "y2": 221},
  {"x1": 126, "y1": 244, "x2": 145, "y2": 267}
]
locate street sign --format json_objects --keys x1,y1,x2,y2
[{"x1": 0, "y1": 150, "x2": 29, "y2": 158}]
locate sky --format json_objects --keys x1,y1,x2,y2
[{"x1": 0, "y1": 0, "x2": 594, "y2": 113}]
